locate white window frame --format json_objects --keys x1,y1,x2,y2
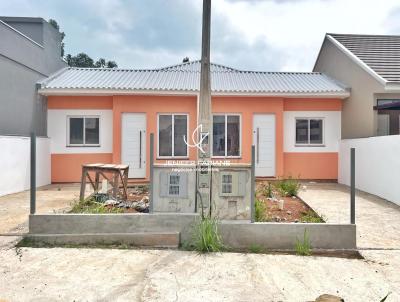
[
  {"x1": 212, "y1": 113, "x2": 242, "y2": 158},
  {"x1": 295, "y1": 117, "x2": 325, "y2": 146},
  {"x1": 67, "y1": 115, "x2": 101, "y2": 147},
  {"x1": 157, "y1": 113, "x2": 189, "y2": 159}
]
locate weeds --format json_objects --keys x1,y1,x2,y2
[
  {"x1": 295, "y1": 229, "x2": 312, "y2": 256},
  {"x1": 188, "y1": 217, "x2": 224, "y2": 253},
  {"x1": 300, "y1": 210, "x2": 325, "y2": 223},
  {"x1": 69, "y1": 197, "x2": 124, "y2": 214},
  {"x1": 276, "y1": 177, "x2": 300, "y2": 197},
  {"x1": 264, "y1": 182, "x2": 273, "y2": 198},
  {"x1": 255, "y1": 199, "x2": 269, "y2": 222},
  {"x1": 249, "y1": 244, "x2": 265, "y2": 254}
]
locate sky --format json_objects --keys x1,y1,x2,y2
[{"x1": 1, "y1": 0, "x2": 400, "y2": 71}]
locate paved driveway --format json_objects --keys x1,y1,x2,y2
[
  {"x1": 299, "y1": 182, "x2": 400, "y2": 249},
  {"x1": 0, "y1": 184, "x2": 77, "y2": 234}
]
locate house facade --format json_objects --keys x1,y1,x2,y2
[
  {"x1": 0, "y1": 16, "x2": 66, "y2": 136},
  {"x1": 314, "y1": 33, "x2": 400, "y2": 138},
  {"x1": 38, "y1": 61, "x2": 349, "y2": 182}
]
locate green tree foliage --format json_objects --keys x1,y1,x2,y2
[{"x1": 48, "y1": 19, "x2": 118, "y2": 68}]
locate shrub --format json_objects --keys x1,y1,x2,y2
[
  {"x1": 255, "y1": 199, "x2": 268, "y2": 222},
  {"x1": 300, "y1": 210, "x2": 325, "y2": 223},
  {"x1": 264, "y1": 182, "x2": 273, "y2": 198},
  {"x1": 190, "y1": 217, "x2": 224, "y2": 253},
  {"x1": 70, "y1": 197, "x2": 123, "y2": 214},
  {"x1": 276, "y1": 177, "x2": 300, "y2": 197},
  {"x1": 295, "y1": 229, "x2": 312, "y2": 256}
]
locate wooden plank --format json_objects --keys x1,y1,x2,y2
[{"x1": 79, "y1": 167, "x2": 87, "y2": 201}]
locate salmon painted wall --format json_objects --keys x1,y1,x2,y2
[
  {"x1": 112, "y1": 95, "x2": 198, "y2": 181},
  {"x1": 212, "y1": 96, "x2": 285, "y2": 176}
]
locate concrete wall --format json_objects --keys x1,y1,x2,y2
[
  {"x1": 0, "y1": 18, "x2": 66, "y2": 136},
  {"x1": 339, "y1": 136, "x2": 400, "y2": 205},
  {"x1": 314, "y1": 38, "x2": 386, "y2": 139},
  {"x1": 0, "y1": 136, "x2": 51, "y2": 196},
  {"x1": 29, "y1": 214, "x2": 357, "y2": 250}
]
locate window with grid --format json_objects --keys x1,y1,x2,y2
[
  {"x1": 295, "y1": 118, "x2": 323, "y2": 145},
  {"x1": 221, "y1": 174, "x2": 233, "y2": 194},
  {"x1": 68, "y1": 116, "x2": 100, "y2": 146},
  {"x1": 168, "y1": 175, "x2": 180, "y2": 196}
]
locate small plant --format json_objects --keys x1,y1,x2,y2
[
  {"x1": 249, "y1": 244, "x2": 265, "y2": 254},
  {"x1": 70, "y1": 197, "x2": 123, "y2": 214},
  {"x1": 255, "y1": 199, "x2": 268, "y2": 222},
  {"x1": 295, "y1": 229, "x2": 312, "y2": 256},
  {"x1": 276, "y1": 177, "x2": 300, "y2": 197},
  {"x1": 264, "y1": 182, "x2": 273, "y2": 198},
  {"x1": 190, "y1": 217, "x2": 224, "y2": 253},
  {"x1": 300, "y1": 210, "x2": 325, "y2": 223}
]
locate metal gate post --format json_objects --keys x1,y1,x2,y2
[
  {"x1": 250, "y1": 145, "x2": 255, "y2": 223},
  {"x1": 149, "y1": 133, "x2": 154, "y2": 213},
  {"x1": 30, "y1": 132, "x2": 36, "y2": 215},
  {"x1": 350, "y1": 148, "x2": 355, "y2": 224}
]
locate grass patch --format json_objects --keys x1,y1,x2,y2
[
  {"x1": 185, "y1": 217, "x2": 224, "y2": 253},
  {"x1": 275, "y1": 177, "x2": 300, "y2": 197},
  {"x1": 248, "y1": 244, "x2": 265, "y2": 254},
  {"x1": 295, "y1": 229, "x2": 312, "y2": 256},
  {"x1": 255, "y1": 199, "x2": 270, "y2": 222},
  {"x1": 69, "y1": 197, "x2": 124, "y2": 214},
  {"x1": 300, "y1": 210, "x2": 325, "y2": 223}
]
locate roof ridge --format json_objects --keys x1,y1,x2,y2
[{"x1": 328, "y1": 32, "x2": 400, "y2": 39}]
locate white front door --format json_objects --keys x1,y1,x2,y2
[
  {"x1": 122, "y1": 113, "x2": 146, "y2": 178},
  {"x1": 252, "y1": 114, "x2": 276, "y2": 177}
]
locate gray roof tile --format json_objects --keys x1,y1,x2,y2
[{"x1": 39, "y1": 60, "x2": 347, "y2": 95}]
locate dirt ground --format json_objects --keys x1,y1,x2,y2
[{"x1": 0, "y1": 184, "x2": 77, "y2": 234}]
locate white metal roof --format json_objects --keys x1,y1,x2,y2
[{"x1": 39, "y1": 60, "x2": 349, "y2": 97}]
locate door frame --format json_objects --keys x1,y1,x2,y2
[
  {"x1": 121, "y1": 112, "x2": 147, "y2": 178},
  {"x1": 252, "y1": 113, "x2": 276, "y2": 177}
]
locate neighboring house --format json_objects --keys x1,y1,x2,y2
[
  {"x1": 37, "y1": 61, "x2": 349, "y2": 182},
  {"x1": 0, "y1": 16, "x2": 66, "y2": 136},
  {"x1": 314, "y1": 33, "x2": 400, "y2": 138}
]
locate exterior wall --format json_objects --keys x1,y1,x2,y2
[
  {"x1": 47, "y1": 95, "x2": 342, "y2": 182},
  {"x1": 339, "y1": 136, "x2": 400, "y2": 205},
  {"x1": 0, "y1": 136, "x2": 50, "y2": 197},
  {"x1": 0, "y1": 18, "x2": 66, "y2": 136},
  {"x1": 314, "y1": 38, "x2": 386, "y2": 139},
  {"x1": 48, "y1": 96, "x2": 113, "y2": 182}
]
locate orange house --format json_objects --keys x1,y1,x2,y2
[{"x1": 38, "y1": 61, "x2": 349, "y2": 183}]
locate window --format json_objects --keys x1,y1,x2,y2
[
  {"x1": 158, "y1": 114, "x2": 188, "y2": 157},
  {"x1": 295, "y1": 118, "x2": 323, "y2": 145},
  {"x1": 212, "y1": 114, "x2": 240, "y2": 157},
  {"x1": 221, "y1": 174, "x2": 233, "y2": 194},
  {"x1": 168, "y1": 175, "x2": 180, "y2": 196},
  {"x1": 68, "y1": 116, "x2": 100, "y2": 146}
]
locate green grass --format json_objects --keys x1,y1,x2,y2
[
  {"x1": 248, "y1": 244, "x2": 265, "y2": 254},
  {"x1": 300, "y1": 210, "x2": 325, "y2": 223},
  {"x1": 295, "y1": 229, "x2": 312, "y2": 256},
  {"x1": 255, "y1": 199, "x2": 270, "y2": 222},
  {"x1": 186, "y1": 217, "x2": 225, "y2": 253},
  {"x1": 275, "y1": 177, "x2": 300, "y2": 197},
  {"x1": 69, "y1": 197, "x2": 124, "y2": 214}
]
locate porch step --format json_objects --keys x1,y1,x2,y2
[{"x1": 25, "y1": 232, "x2": 180, "y2": 248}]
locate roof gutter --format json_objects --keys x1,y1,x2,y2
[{"x1": 37, "y1": 88, "x2": 350, "y2": 99}]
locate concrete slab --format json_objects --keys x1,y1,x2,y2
[
  {"x1": 298, "y1": 183, "x2": 400, "y2": 249},
  {"x1": 0, "y1": 184, "x2": 78, "y2": 234}
]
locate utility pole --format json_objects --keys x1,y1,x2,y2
[{"x1": 197, "y1": 0, "x2": 212, "y2": 216}]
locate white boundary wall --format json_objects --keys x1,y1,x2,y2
[
  {"x1": 339, "y1": 135, "x2": 400, "y2": 205},
  {"x1": 0, "y1": 136, "x2": 50, "y2": 197}
]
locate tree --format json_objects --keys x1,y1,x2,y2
[
  {"x1": 49, "y1": 19, "x2": 118, "y2": 68},
  {"x1": 48, "y1": 19, "x2": 65, "y2": 57}
]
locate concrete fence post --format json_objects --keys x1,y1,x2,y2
[
  {"x1": 251, "y1": 145, "x2": 255, "y2": 223},
  {"x1": 350, "y1": 147, "x2": 355, "y2": 224},
  {"x1": 30, "y1": 132, "x2": 36, "y2": 215},
  {"x1": 149, "y1": 133, "x2": 154, "y2": 214}
]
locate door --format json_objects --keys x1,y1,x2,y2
[
  {"x1": 122, "y1": 113, "x2": 146, "y2": 178},
  {"x1": 377, "y1": 114, "x2": 390, "y2": 136},
  {"x1": 252, "y1": 114, "x2": 275, "y2": 177}
]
